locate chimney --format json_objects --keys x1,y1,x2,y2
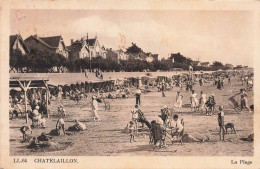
[{"x1": 71, "y1": 39, "x2": 74, "y2": 44}]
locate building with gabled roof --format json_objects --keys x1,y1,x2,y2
[
  {"x1": 80, "y1": 34, "x2": 107, "y2": 59},
  {"x1": 152, "y1": 54, "x2": 159, "y2": 61},
  {"x1": 106, "y1": 48, "x2": 129, "y2": 63},
  {"x1": 191, "y1": 61, "x2": 201, "y2": 66},
  {"x1": 67, "y1": 39, "x2": 90, "y2": 60},
  {"x1": 25, "y1": 35, "x2": 68, "y2": 58},
  {"x1": 10, "y1": 34, "x2": 30, "y2": 55},
  {"x1": 200, "y1": 62, "x2": 210, "y2": 67}
]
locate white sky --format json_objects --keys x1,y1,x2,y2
[{"x1": 11, "y1": 10, "x2": 255, "y2": 67}]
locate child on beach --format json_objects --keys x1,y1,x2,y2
[
  {"x1": 20, "y1": 125, "x2": 32, "y2": 141},
  {"x1": 58, "y1": 105, "x2": 66, "y2": 117},
  {"x1": 56, "y1": 117, "x2": 65, "y2": 135},
  {"x1": 131, "y1": 105, "x2": 139, "y2": 129},
  {"x1": 205, "y1": 96, "x2": 215, "y2": 116},
  {"x1": 129, "y1": 121, "x2": 136, "y2": 142}
]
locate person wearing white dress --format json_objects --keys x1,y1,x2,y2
[
  {"x1": 174, "y1": 91, "x2": 183, "y2": 112},
  {"x1": 199, "y1": 91, "x2": 207, "y2": 114},
  {"x1": 190, "y1": 90, "x2": 199, "y2": 112},
  {"x1": 92, "y1": 96, "x2": 100, "y2": 122}
]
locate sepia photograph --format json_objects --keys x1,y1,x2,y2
[
  {"x1": 8, "y1": 9, "x2": 255, "y2": 157},
  {"x1": 2, "y1": 1, "x2": 260, "y2": 168}
]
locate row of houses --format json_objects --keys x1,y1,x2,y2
[
  {"x1": 191, "y1": 61, "x2": 238, "y2": 69},
  {"x1": 191, "y1": 61, "x2": 211, "y2": 67},
  {"x1": 11, "y1": 34, "x2": 249, "y2": 70},
  {"x1": 10, "y1": 34, "x2": 160, "y2": 63}
]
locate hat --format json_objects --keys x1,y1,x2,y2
[
  {"x1": 211, "y1": 94, "x2": 215, "y2": 96},
  {"x1": 164, "y1": 105, "x2": 168, "y2": 109},
  {"x1": 219, "y1": 106, "x2": 224, "y2": 111},
  {"x1": 173, "y1": 114, "x2": 179, "y2": 119},
  {"x1": 35, "y1": 106, "x2": 40, "y2": 110},
  {"x1": 156, "y1": 118, "x2": 163, "y2": 125},
  {"x1": 41, "y1": 132, "x2": 46, "y2": 136}
]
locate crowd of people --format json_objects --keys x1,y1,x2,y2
[
  {"x1": 125, "y1": 71, "x2": 253, "y2": 149},
  {"x1": 9, "y1": 70, "x2": 254, "y2": 151},
  {"x1": 129, "y1": 104, "x2": 185, "y2": 149}
]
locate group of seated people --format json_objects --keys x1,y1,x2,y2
[
  {"x1": 67, "y1": 89, "x2": 87, "y2": 104},
  {"x1": 95, "y1": 87, "x2": 132, "y2": 99},
  {"x1": 20, "y1": 116, "x2": 87, "y2": 145},
  {"x1": 150, "y1": 113, "x2": 183, "y2": 149},
  {"x1": 20, "y1": 102, "x2": 88, "y2": 145},
  {"x1": 157, "y1": 82, "x2": 173, "y2": 92},
  {"x1": 128, "y1": 105, "x2": 184, "y2": 149},
  {"x1": 9, "y1": 95, "x2": 23, "y2": 118}
]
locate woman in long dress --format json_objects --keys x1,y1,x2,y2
[
  {"x1": 174, "y1": 91, "x2": 183, "y2": 112},
  {"x1": 217, "y1": 79, "x2": 222, "y2": 90},
  {"x1": 240, "y1": 89, "x2": 251, "y2": 113},
  {"x1": 199, "y1": 91, "x2": 207, "y2": 114},
  {"x1": 190, "y1": 90, "x2": 199, "y2": 112},
  {"x1": 92, "y1": 96, "x2": 100, "y2": 122}
]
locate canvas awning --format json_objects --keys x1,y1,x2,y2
[{"x1": 9, "y1": 73, "x2": 50, "y2": 123}]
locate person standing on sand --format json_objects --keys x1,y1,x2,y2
[
  {"x1": 228, "y1": 76, "x2": 231, "y2": 85},
  {"x1": 135, "y1": 87, "x2": 141, "y2": 105},
  {"x1": 161, "y1": 82, "x2": 166, "y2": 97},
  {"x1": 57, "y1": 85, "x2": 63, "y2": 103},
  {"x1": 217, "y1": 106, "x2": 225, "y2": 141},
  {"x1": 199, "y1": 91, "x2": 207, "y2": 114},
  {"x1": 174, "y1": 91, "x2": 183, "y2": 112},
  {"x1": 84, "y1": 69, "x2": 88, "y2": 78},
  {"x1": 131, "y1": 105, "x2": 139, "y2": 130},
  {"x1": 221, "y1": 78, "x2": 224, "y2": 89},
  {"x1": 56, "y1": 117, "x2": 65, "y2": 135},
  {"x1": 92, "y1": 96, "x2": 100, "y2": 122},
  {"x1": 239, "y1": 89, "x2": 251, "y2": 113},
  {"x1": 129, "y1": 121, "x2": 136, "y2": 142},
  {"x1": 190, "y1": 90, "x2": 199, "y2": 112}
]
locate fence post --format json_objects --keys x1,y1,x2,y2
[{"x1": 24, "y1": 88, "x2": 28, "y2": 123}]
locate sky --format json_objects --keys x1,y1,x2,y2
[{"x1": 10, "y1": 10, "x2": 255, "y2": 67}]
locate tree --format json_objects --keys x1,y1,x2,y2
[
  {"x1": 126, "y1": 43, "x2": 143, "y2": 54},
  {"x1": 170, "y1": 52, "x2": 192, "y2": 64},
  {"x1": 212, "y1": 61, "x2": 223, "y2": 67}
]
